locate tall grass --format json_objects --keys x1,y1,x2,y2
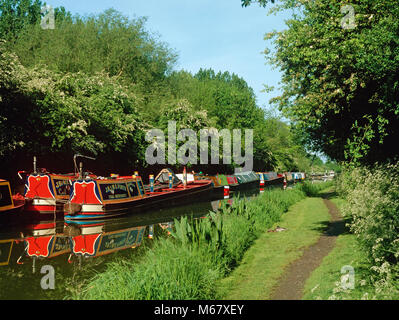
[{"x1": 74, "y1": 187, "x2": 307, "y2": 300}]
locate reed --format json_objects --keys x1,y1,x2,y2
[{"x1": 74, "y1": 186, "x2": 307, "y2": 300}]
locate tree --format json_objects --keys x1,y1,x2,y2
[
  {"x1": 0, "y1": 0, "x2": 42, "y2": 41},
  {"x1": 10, "y1": 8, "x2": 177, "y2": 91},
  {"x1": 241, "y1": 0, "x2": 272, "y2": 7},
  {"x1": 247, "y1": 0, "x2": 399, "y2": 164},
  {"x1": 0, "y1": 40, "x2": 147, "y2": 176}
]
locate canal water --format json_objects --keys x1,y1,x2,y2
[{"x1": 0, "y1": 188, "x2": 262, "y2": 300}]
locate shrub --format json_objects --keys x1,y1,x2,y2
[{"x1": 337, "y1": 163, "x2": 399, "y2": 298}]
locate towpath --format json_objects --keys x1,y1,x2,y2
[
  {"x1": 269, "y1": 194, "x2": 345, "y2": 299},
  {"x1": 219, "y1": 191, "x2": 345, "y2": 300}
]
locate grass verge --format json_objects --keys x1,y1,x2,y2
[
  {"x1": 302, "y1": 195, "x2": 375, "y2": 300},
  {"x1": 217, "y1": 197, "x2": 330, "y2": 299},
  {"x1": 71, "y1": 186, "x2": 307, "y2": 299}
]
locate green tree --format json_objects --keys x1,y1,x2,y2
[
  {"x1": 0, "y1": 40, "x2": 147, "y2": 176},
  {"x1": 0, "y1": 0, "x2": 42, "y2": 41},
  {"x1": 245, "y1": 0, "x2": 399, "y2": 165},
  {"x1": 10, "y1": 8, "x2": 177, "y2": 92}
]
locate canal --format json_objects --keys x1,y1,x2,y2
[{"x1": 0, "y1": 188, "x2": 262, "y2": 299}]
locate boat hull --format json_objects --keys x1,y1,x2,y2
[
  {"x1": 24, "y1": 198, "x2": 66, "y2": 214},
  {"x1": 264, "y1": 177, "x2": 285, "y2": 187}
]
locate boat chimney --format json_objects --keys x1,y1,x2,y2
[
  {"x1": 183, "y1": 166, "x2": 187, "y2": 187},
  {"x1": 149, "y1": 174, "x2": 154, "y2": 192},
  {"x1": 79, "y1": 162, "x2": 83, "y2": 180},
  {"x1": 33, "y1": 156, "x2": 37, "y2": 174}
]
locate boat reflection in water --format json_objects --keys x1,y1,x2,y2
[
  {"x1": 0, "y1": 184, "x2": 265, "y2": 265},
  {"x1": 13, "y1": 220, "x2": 70, "y2": 273},
  {"x1": 65, "y1": 221, "x2": 146, "y2": 262}
]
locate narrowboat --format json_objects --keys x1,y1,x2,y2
[
  {"x1": 22, "y1": 171, "x2": 76, "y2": 215},
  {"x1": 0, "y1": 180, "x2": 25, "y2": 217},
  {"x1": 284, "y1": 172, "x2": 294, "y2": 184},
  {"x1": 291, "y1": 172, "x2": 306, "y2": 181},
  {"x1": 20, "y1": 155, "x2": 97, "y2": 215},
  {"x1": 176, "y1": 171, "x2": 237, "y2": 199},
  {"x1": 208, "y1": 174, "x2": 239, "y2": 192},
  {"x1": 233, "y1": 171, "x2": 260, "y2": 189},
  {"x1": 64, "y1": 169, "x2": 214, "y2": 220},
  {"x1": 262, "y1": 172, "x2": 285, "y2": 186}
]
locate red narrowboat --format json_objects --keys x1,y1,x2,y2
[
  {"x1": 66, "y1": 222, "x2": 146, "y2": 260},
  {"x1": 64, "y1": 169, "x2": 214, "y2": 220},
  {"x1": 20, "y1": 155, "x2": 97, "y2": 215},
  {"x1": 23, "y1": 172, "x2": 75, "y2": 214}
]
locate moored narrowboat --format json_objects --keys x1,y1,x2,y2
[
  {"x1": 291, "y1": 172, "x2": 306, "y2": 181},
  {"x1": 233, "y1": 171, "x2": 260, "y2": 189},
  {"x1": 23, "y1": 171, "x2": 76, "y2": 214},
  {"x1": 177, "y1": 171, "x2": 238, "y2": 199},
  {"x1": 64, "y1": 169, "x2": 214, "y2": 220},
  {"x1": 263, "y1": 172, "x2": 285, "y2": 186},
  {"x1": 20, "y1": 155, "x2": 97, "y2": 215}
]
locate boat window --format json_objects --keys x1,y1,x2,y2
[
  {"x1": 99, "y1": 183, "x2": 130, "y2": 200},
  {"x1": 127, "y1": 182, "x2": 139, "y2": 197},
  {"x1": 53, "y1": 179, "x2": 71, "y2": 196},
  {"x1": 137, "y1": 180, "x2": 145, "y2": 195}
]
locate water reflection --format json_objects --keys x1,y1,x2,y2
[
  {"x1": 66, "y1": 222, "x2": 145, "y2": 261},
  {"x1": 0, "y1": 186, "x2": 263, "y2": 299}
]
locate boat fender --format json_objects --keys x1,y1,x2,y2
[
  {"x1": 68, "y1": 253, "x2": 73, "y2": 264},
  {"x1": 17, "y1": 255, "x2": 24, "y2": 265}
]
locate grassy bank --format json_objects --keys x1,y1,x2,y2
[
  {"x1": 217, "y1": 197, "x2": 330, "y2": 299},
  {"x1": 71, "y1": 186, "x2": 311, "y2": 300},
  {"x1": 302, "y1": 196, "x2": 374, "y2": 299},
  {"x1": 302, "y1": 193, "x2": 399, "y2": 300}
]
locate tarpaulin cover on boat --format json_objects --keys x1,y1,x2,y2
[
  {"x1": 154, "y1": 168, "x2": 182, "y2": 185},
  {"x1": 234, "y1": 171, "x2": 259, "y2": 184}
]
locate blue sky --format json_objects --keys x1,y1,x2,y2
[{"x1": 46, "y1": 0, "x2": 292, "y2": 111}]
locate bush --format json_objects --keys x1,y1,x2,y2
[{"x1": 337, "y1": 163, "x2": 399, "y2": 298}]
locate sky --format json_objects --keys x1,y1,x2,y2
[{"x1": 45, "y1": 0, "x2": 292, "y2": 112}]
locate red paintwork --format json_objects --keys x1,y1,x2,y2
[
  {"x1": 70, "y1": 181, "x2": 102, "y2": 205},
  {"x1": 25, "y1": 175, "x2": 54, "y2": 199},
  {"x1": 71, "y1": 234, "x2": 101, "y2": 256},
  {"x1": 226, "y1": 176, "x2": 238, "y2": 185},
  {"x1": 25, "y1": 236, "x2": 54, "y2": 257}
]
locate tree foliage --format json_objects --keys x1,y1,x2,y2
[
  {"x1": 0, "y1": 1, "x2": 332, "y2": 179},
  {"x1": 251, "y1": 0, "x2": 399, "y2": 165}
]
